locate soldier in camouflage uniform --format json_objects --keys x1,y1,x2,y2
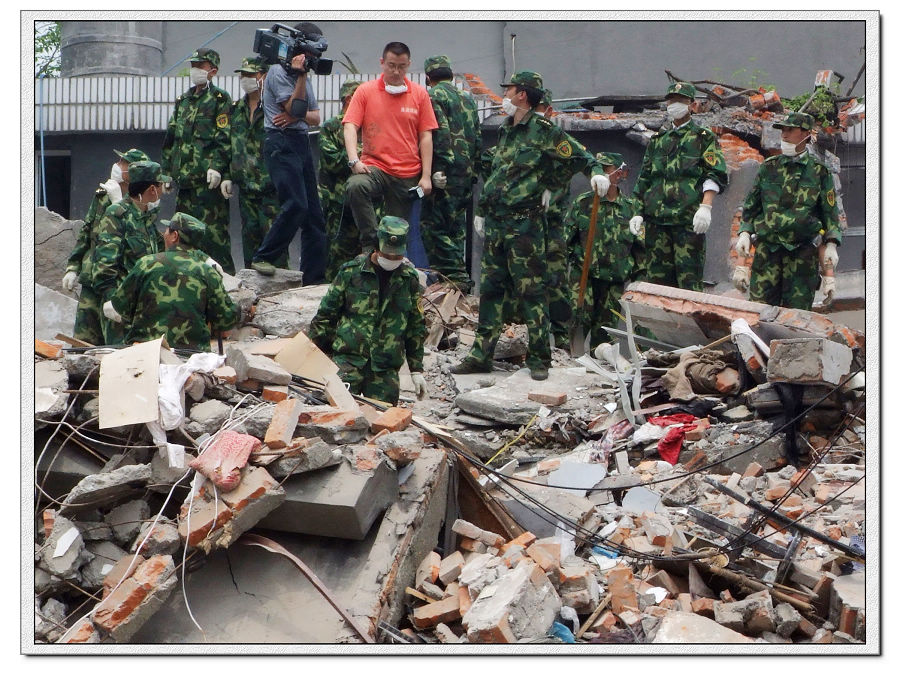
[
  {"x1": 632, "y1": 82, "x2": 728, "y2": 291},
  {"x1": 533, "y1": 88, "x2": 578, "y2": 350},
  {"x1": 451, "y1": 72, "x2": 608, "y2": 381},
  {"x1": 420, "y1": 55, "x2": 481, "y2": 291},
  {"x1": 62, "y1": 148, "x2": 148, "y2": 345},
  {"x1": 161, "y1": 47, "x2": 234, "y2": 274},
  {"x1": 309, "y1": 217, "x2": 427, "y2": 405},
  {"x1": 222, "y1": 57, "x2": 286, "y2": 270},
  {"x1": 319, "y1": 79, "x2": 363, "y2": 280},
  {"x1": 566, "y1": 152, "x2": 645, "y2": 351},
  {"x1": 105, "y1": 212, "x2": 238, "y2": 350},
  {"x1": 93, "y1": 160, "x2": 171, "y2": 344},
  {"x1": 735, "y1": 112, "x2": 841, "y2": 310}
]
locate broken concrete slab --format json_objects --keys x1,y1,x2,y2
[
  {"x1": 250, "y1": 284, "x2": 330, "y2": 338},
  {"x1": 651, "y1": 611, "x2": 754, "y2": 643},
  {"x1": 81, "y1": 540, "x2": 129, "y2": 591},
  {"x1": 258, "y1": 459, "x2": 397, "y2": 540},
  {"x1": 236, "y1": 268, "x2": 304, "y2": 295},
  {"x1": 35, "y1": 358, "x2": 70, "y2": 420},
  {"x1": 60, "y1": 464, "x2": 152, "y2": 515},
  {"x1": 39, "y1": 514, "x2": 93, "y2": 580},
  {"x1": 36, "y1": 597, "x2": 68, "y2": 642},
  {"x1": 375, "y1": 430, "x2": 424, "y2": 466},
  {"x1": 455, "y1": 366, "x2": 603, "y2": 425},
  {"x1": 767, "y1": 338, "x2": 853, "y2": 386},
  {"x1": 705, "y1": 421, "x2": 786, "y2": 475},
  {"x1": 188, "y1": 399, "x2": 234, "y2": 435},
  {"x1": 495, "y1": 485, "x2": 595, "y2": 539},
  {"x1": 36, "y1": 443, "x2": 106, "y2": 501},
  {"x1": 294, "y1": 406, "x2": 370, "y2": 445},
  {"x1": 268, "y1": 440, "x2": 342, "y2": 479},
  {"x1": 132, "y1": 517, "x2": 181, "y2": 557},
  {"x1": 105, "y1": 498, "x2": 151, "y2": 546},
  {"x1": 35, "y1": 283, "x2": 77, "y2": 340},
  {"x1": 226, "y1": 345, "x2": 293, "y2": 385}
]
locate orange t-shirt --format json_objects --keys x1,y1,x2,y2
[{"x1": 342, "y1": 75, "x2": 439, "y2": 178}]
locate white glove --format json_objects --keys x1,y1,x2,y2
[
  {"x1": 62, "y1": 271, "x2": 78, "y2": 292},
  {"x1": 431, "y1": 171, "x2": 447, "y2": 189},
  {"x1": 205, "y1": 257, "x2": 224, "y2": 275},
  {"x1": 590, "y1": 174, "x2": 610, "y2": 198},
  {"x1": 629, "y1": 215, "x2": 644, "y2": 237},
  {"x1": 220, "y1": 179, "x2": 233, "y2": 199},
  {"x1": 161, "y1": 181, "x2": 174, "y2": 194},
  {"x1": 692, "y1": 203, "x2": 712, "y2": 234},
  {"x1": 103, "y1": 300, "x2": 123, "y2": 323},
  {"x1": 732, "y1": 265, "x2": 750, "y2": 293},
  {"x1": 821, "y1": 276, "x2": 836, "y2": 305},
  {"x1": 99, "y1": 179, "x2": 123, "y2": 204},
  {"x1": 411, "y1": 372, "x2": 428, "y2": 400},
  {"x1": 473, "y1": 216, "x2": 485, "y2": 238},
  {"x1": 823, "y1": 242, "x2": 839, "y2": 267},
  {"x1": 735, "y1": 231, "x2": 752, "y2": 258},
  {"x1": 541, "y1": 189, "x2": 552, "y2": 212},
  {"x1": 207, "y1": 169, "x2": 222, "y2": 189}
]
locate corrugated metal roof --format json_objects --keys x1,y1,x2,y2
[{"x1": 34, "y1": 73, "x2": 494, "y2": 133}]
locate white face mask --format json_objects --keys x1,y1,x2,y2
[
  {"x1": 110, "y1": 162, "x2": 124, "y2": 183},
  {"x1": 384, "y1": 82, "x2": 408, "y2": 95},
  {"x1": 501, "y1": 97, "x2": 518, "y2": 116},
  {"x1": 142, "y1": 186, "x2": 161, "y2": 211},
  {"x1": 666, "y1": 101, "x2": 690, "y2": 121},
  {"x1": 190, "y1": 67, "x2": 210, "y2": 86},
  {"x1": 780, "y1": 136, "x2": 810, "y2": 157},
  {"x1": 376, "y1": 255, "x2": 403, "y2": 271},
  {"x1": 240, "y1": 77, "x2": 259, "y2": 94}
]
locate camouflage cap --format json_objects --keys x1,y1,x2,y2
[
  {"x1": 501, "y1": 70, "x2": 543, "y2": 90},
  {"x1": 665, "y1": 81, "x2": 696, "y2": 100},
  {"x1": 186, "y1": 47, "x2": 220, "y2": 68},
  {"x1": 114, "y1": 148, "x2": 150, "y2": 164},
  {"x1": 540, "y1": 88, "x2": 553, "y2": 107},
  {"x1": 376, "y1": 216, "x2": 409, "y2": 256},
  {"x1": 234, "y1": 56, "x2": 268, "y2": 74},
  {"x1": 424, "y1": 55, "x2": 451, "y2": 74},
  {"x1": 773, "y1": 111, "x2": 816, "y2": 131},
  {"x1": 128, "y1": 160, "x2": 171, "y2": 185},
  {"x1": 596, "y1": 152, "x2": 626, "y2": 169},
  {"x1": 339, "y1": 80, "x2": 362, "y2": 100},
  {"x1": 158, "y1": 212, "x2": 207, "y2": 248}
]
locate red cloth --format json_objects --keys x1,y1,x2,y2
[
  {"x1": 342, "y1": 75, "x2": 439, "y2": 178},
  {"x1": 649, "y1": 414, "x2": 698, "y2": 464}
]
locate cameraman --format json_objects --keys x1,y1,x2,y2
[{"x1": 250, "y1": 22, "x2": 327, "y2": 283}]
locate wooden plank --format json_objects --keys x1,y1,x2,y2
[{"x1": 54, "y1": 333, "x2": 94, "y2": 348}]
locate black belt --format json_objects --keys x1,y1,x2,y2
[{"x1": 266, "y1": 127, "x2": 308, "y2": 135}]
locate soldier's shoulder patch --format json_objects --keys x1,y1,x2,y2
[
  {"x1": 556, "y1": 140, "x2": 573, "y2": 158},
  {"x1": 826, "y1": 189, "x2": 836, "y2": 207},
  {"x1": 535, "y1": 115, "x2": 553, "y2": 128},
  {"x1": 216, "y1": 113, "x2": 229, "y2": 129},
  {"x1": 703, "y1": 148, "x2": 719, "y2": 166}
]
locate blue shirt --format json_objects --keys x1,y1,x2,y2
[{"x1": 263, "y1": 64, "x2": 318, "y2": 131}]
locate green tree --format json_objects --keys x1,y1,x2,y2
[{"x1": 35, "y1": 20, "x2": 61, "y2": 77}]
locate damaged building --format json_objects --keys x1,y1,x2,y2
[{"x1": 28, "y1": 16, "x2": 874, "y2": 654}]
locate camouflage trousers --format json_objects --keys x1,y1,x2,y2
[
  {"x1": 320, "y1": 184, "x2": 362, "y2": 282},
  {"x1": 73, "y1": 283, "x2": 104, "y2": 346},
  {"x1": 335, "y1": 357, "x2": 400, "y2": 405},
  {"x1": 576, "y1": 278, "x2": 626, "y2": 351},
  {"x1": 643, "y1": 222, "x2": 705, "y2": 292},
  {"x1": 101, "y1": 310, "x2": 126, "y2": 346},
  {"x1": 238, "y1": 188, "x2": 285, "y2": 269},
  {"x1": 545, "y1": 212, "x2": 572, "y2": 343},
  {"x1": 421, "y1": 184, "x2": 471, "y2": 289},
  {"x1": 176, "y1": 185, "x2": 234, "y2": 274},
  {"x1": 468, "y1": 208, "x2": 551, "y2": 369},
  {"x1": 749, "y1": 241, "x2": 818, "y2": 310}
]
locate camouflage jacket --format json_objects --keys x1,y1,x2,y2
[
  {"x1": 633, "y1": 119, "x2": 728, "y2": 225},
  {"x1": 566, "y1": 189, "x2": 643, "y2": 282},
  {"x1": 161, "y1": 84, "x2": 232, "y2": 188},
  {"x1": 229, "y1": 95, "x2": 271, "y2": 193},
  {"x1": 479, "y1": 110, "x2": 602, "y2": 215},
  {"x1": 738, "y1": 152, "x2": 842, "y2": 249},
  {"x1": 428, "y1": 81, "x2": 481, "y2": 183},
  {"x1": 318, "y1": 112, "x2": 359, "y2": 192},
  {"x1": 66, "y1": 187, "x2": 113, "y2": 285},
  {"x1": 309, "y1": 254, "x2": 426, "y2": 373},
  {"x1": 109, "y1": 246, "x2": 238, "y2": 350},
  {"x1": 92, "y1": 199, "x2": 162, "y2": 300}
]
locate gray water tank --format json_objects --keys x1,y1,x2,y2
[{"x1": 60, "y1": 21, "x2": 163, "y2": 77}]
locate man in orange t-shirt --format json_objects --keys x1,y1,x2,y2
[{"x1": 343, "y1": 41, "x2": 439, "y2": 251}]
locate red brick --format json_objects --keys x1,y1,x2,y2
[
  {"x1": 439, "y1": 551, "x2": 465, "y2": 585},
  {"x1": 500, "y1": 544, "x2": 526, "y2": 568},
  {"x1": 412, "y1": 595, "x2": 461, "y2": 629},
  {"x1": 61, "y1": 618, "x2": 98, "y2": 643},
  {"x1": 93, "y1": 555, "x2": 174, "y2": 634},
  {"x1": 371, "y1": 406, "x2": 413, "y2": 433},
  {"x1": 42, "y1": 509, "x2": 56, "y2": 540},
  {"x1": 692, "y1": 597, "x2": 715, "y2": 617},
  {"x1": 261, "y1": 385, "x2": 290, "y2": 402},
  {"x1": 466, "y1": 611, "x2": 516, "y2": 643},
  {"x1": 213, "y1": 365, "x2": 237, "y2": 384},
  {"x1": 264, "y1": 398, "x2": 303, "y2": 449},
  {"x1": 220, "y1": 466, "x2": 278, "y2": 514},
  {"x1": 443, "y1": 582, "x2": 459, "y2": 598},
  {"x1": 101, "y1": 554, "x2": 145, "y2": 599},
  {"x1": 178, "y1": 495, "x2": 233, "y2": 547},
  {"x1": 416, "y1": 551, "x2": 440, "y2": 589},
  {"x1": 682, "y1": 450, "x2": 708, "y2": 472},
  {"x1": 742, "y1": 462, "x2": 764, "y2": 478},
  {"x1": 839, "y1": 606, "x2": 858, "y2": 635},
  {"x1": 459, "y1": 537, "x2": 486, "y2": 553},
  {"x1": 458, "y1": 585, "x2": 472, "y2": 616},
  {"x1": 354, "y1": 447, "x2": 379, "y2": 471},
  {"x1": 796, "y1": 617, "x2": 818, "y2": 638},
  {"x1": 606, "y1": 566, "x2": 639, "y2": 614},
  {"x1": 536, "y1": 458, "x2": 561, "y2": 474},
  {"x1": 236, "y1": 378, "x2": 262, "y2": 393},
  {"x1": 592, "y1": 610, "x2": 618, "y2": 632},
  {"x1": 765, "y1": 485, "x2": 789, "y2": 501},
  {"x1": 500, "y1": 531, "x2": 536, "y2": 553},
  {"x1": 35, "y1": 339, "x2": 62, "y2": 359},
  {"x1": 527, "y1": 391, "x2": 567, "y2": 406},
  {"x1": 525, "y1": 540, "x2": 561, "y2": 573}
]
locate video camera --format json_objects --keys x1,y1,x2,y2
[{"x1": 253, "y1": 23, "x2": 333, "y2": 75}]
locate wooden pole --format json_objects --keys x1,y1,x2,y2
[{"x1": 577, "y1": 190, "x2": 601, "y2": 309}]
